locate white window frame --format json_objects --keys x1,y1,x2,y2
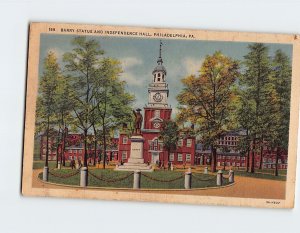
[
  {"x1": 186, "y1": 153, "x2": 191, "y2": 162},
  {"x1": 122, "y1": 151, "x2": 127, "y2": 160},
  {"x1": 186, "y1": 139, "x2": 192, "y2": 147},
  {"x1": 154, "y1": 110, "x2": 160, "y2": 118},
  {"x1": 169, "y1": 153, "x2": 174, "y2": 162},
  {"x1": 178, "y1": 139, "x2": 183, "y2": 147},
  {"x1": 177, "y1": 153, "x2": 183, "y2": 162},
  {"x1": 122, "y1": 136, "x2": 128, "y2": 144}
]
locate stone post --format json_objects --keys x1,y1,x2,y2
[
  {"x1": 43, "y1": 166, "x2": 49, "y2": 181},
  {"x1": 80, "y1": 167, "x2": 88, "y2": 187},
  {"x1": 217, "y1": 170, "x2": 223, "y2": 186},
  {"x1": 204, "y1": 166, "x2": 208, "y2": 174},
  {"x1": 133, "y1": 170, "x2": 141, "y2": 189},
  {"x1": 58, "y1": 161, "x2": 61, "y2": 169},
  {"x1": 184, "y1": 170, "x2": 192, "y2": 189},
  {"x1": 229, "y1": 169, "x2": 234, "y2": 183}
]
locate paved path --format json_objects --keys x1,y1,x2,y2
[{"x1": 32, "y1": 169, "x2": 286, "y2": 199}]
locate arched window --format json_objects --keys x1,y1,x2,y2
[{"x1": 158, "y1": 73, "x2": 161, "y2": 77}]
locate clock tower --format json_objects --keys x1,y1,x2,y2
[{"x1": 143, "y1": 41, "x2": 172, "y2": 131}]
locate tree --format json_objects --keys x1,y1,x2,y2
[
  {"x1": 240, "y1": 43, "x2": 272, "y2": 173},
  {"x1": 63, "y1": 36, "x2": 104, "y2": 168},
  {"x1": 53, "y1": 75, "x2": 74, "y2": 167},
  {"x1": 177, "y1": 51, "x2": 239, "y2": 172},
  {"x1": 35, "y1": 51, "x2": 60, "y2": 168},
  {"x1": 93, "y1": 58, "x2": 134, "y2": 169},
  {"x1": 269, "y1": 50, "x2": 291, "y2": 176},
  {"x1": 159, "y1": 120, "x2": 179, "y2": 167},
  {"x1": 235, "y1": 92, "x2": 255, "y2": 172}
]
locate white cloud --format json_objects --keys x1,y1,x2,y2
[
  {"x1": 47, "y1": 47, "x2": 64, "y2": 58},
  {"x1": 182, "y1": 57, "x2": 204, "y2": 75},
  {"x1": 120, "y1": 57, "x2": 143, "y2": 70},
  {"x1": 120, "y1": 72, "x2": 144, "y2": 87},
  {"x1": 119, "y1": 56, "x2": 145, "y2": 87}
]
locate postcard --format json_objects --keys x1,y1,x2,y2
[{"x1": 22, "y1": 22, "x2": 300, "y2": 208}]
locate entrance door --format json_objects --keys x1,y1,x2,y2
[{"x1": 151, "y1": 152, "x2": 159, "y2": 164}]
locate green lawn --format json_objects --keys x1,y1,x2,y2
[
  {"x1": 234, "y1": 170, "x2": 286, "y2": 181},
  {"x1": 33, "y1": 160, "x2": 70, "y2": 169},
  {"x1": 39, "y1": 169, "x2": 227, "y2": 189},
  {"x1": 33, "y1": 137, "x2": 41, "y2": 161}
]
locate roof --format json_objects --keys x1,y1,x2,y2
[{"x1": 152, "y1": 64, "x2": 167, "y2": 75}]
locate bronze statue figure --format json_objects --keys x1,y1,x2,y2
[{"x1": 133, "y1": 108, "x2": 143, "y2": 135}]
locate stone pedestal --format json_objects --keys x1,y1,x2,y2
[
  {"x1": 229, "y1": 169, "x2": 234, "y2": 183},
  {"x1": 184, "y1": 171, "x2": 192, "y2": 189},
  {"x1": 133, "y1": 170, "x2": 141, "y2": 189},
  {"x1": 80, "y1": 167, "x2": 88, "y2": 187},
  {"x1": 204, "y1": 166, "x2": 208, "y2": 174},
  {"x1": 217, "y1": 170, "x2": 223, "y2": 186},
  {"x1": 116, "y1": 135, "x2": 153, "y2": 172},
  {"x1": 43, "y1": 166, "x2": 49, "y2": 181}
]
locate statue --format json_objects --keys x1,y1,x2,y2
[{"x1": 133, "y1": 108, "x2": 143, "y2": 135}]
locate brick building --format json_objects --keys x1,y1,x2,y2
[
  {"x1": 39, "y1": 130, "x2": 119, "y2": 162},
  {"x1": 195, "y1": 130, "x2": 288, "y2": 170},
  {"x1": 118, "y1": 41, "x2": 196, "y2": 166}
]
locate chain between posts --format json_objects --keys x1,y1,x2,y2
[
  {"x1": 191, "y1": 173, "x2": 217, "y2": 181},
  {"x1": 222, "y1": 172, "x2": 232, "y2": 179},
  {"x1": 141, "y1": 173, "x2": 184, "y2": 182},
  {"x1": 48, "y1": 169, "x2": 80, "y2": 179},
  {"x1": 88, "y1": 171, "x2": 134, "y2": 183}
]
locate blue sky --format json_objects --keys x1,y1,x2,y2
[{"x1": 39, "y1": 34, "x2": 293, "y2": 116}]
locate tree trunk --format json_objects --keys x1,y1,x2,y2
[
  {"x1": 246, "y1": 148, "x2": 250, "y2": 173},
  {"x1": 62, "y1": 127, "x2": 66, "y2": 166},
  {"x1": 246, "y1": 129, "x2": 250, "y2": 172},
  {"x1": 92, "y1": 125, "x2": 97, "y2": 166},
  {"x1": 45, "y1": 116, "x2": 50, "y2": 167},
  {"x1": 83, "y1": 128, "x2": 88, "y2": 167},
  {"x1": 250, "y1": 139, "x2": 255, "y2": 173},
  {"x1": 259, "y1": 136, "x2": 264, "y2": 170},
  {"x1": 56, "y1": 146, "x2": 59, "y2": 168},
  {"x1": 211, "y1": 145, "x2": 217, "y2": 173},
  {"x1": 55, "y1": 128, "x2": 61, "y2": 168},
  {"x1": 275, "y1": 147, "x2": 280, "y2": 176},
  {"x1": 93, "y1": 140, "x2": 97, "y2": 166},
  {"x1": 102, "y1": 119, "x2": 107, "y2": 169}
]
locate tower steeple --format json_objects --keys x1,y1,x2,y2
[
  {"x1": 147, "y1": 40, "x2": 169, "y2": 108},
  {"x1": 152, "y1": 40, "x2": 166, "y2": 76},
  {"x1": 157, "y1": 40, "x2": 163, "y2": 65},
  {"x1": 143, "y1": 40, "x2": 172, "y2": 131}
]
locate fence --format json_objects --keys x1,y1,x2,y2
[{"x1": 42, "y1": 167, "x2": 234, "y2": 189}]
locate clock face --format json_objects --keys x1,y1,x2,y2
[
  {"x1": 153, "y1": 92, "x2": 163, "y2": 102},
  {"x1": 153, "y1": 122, "x2": 161, "y2": 128}
]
